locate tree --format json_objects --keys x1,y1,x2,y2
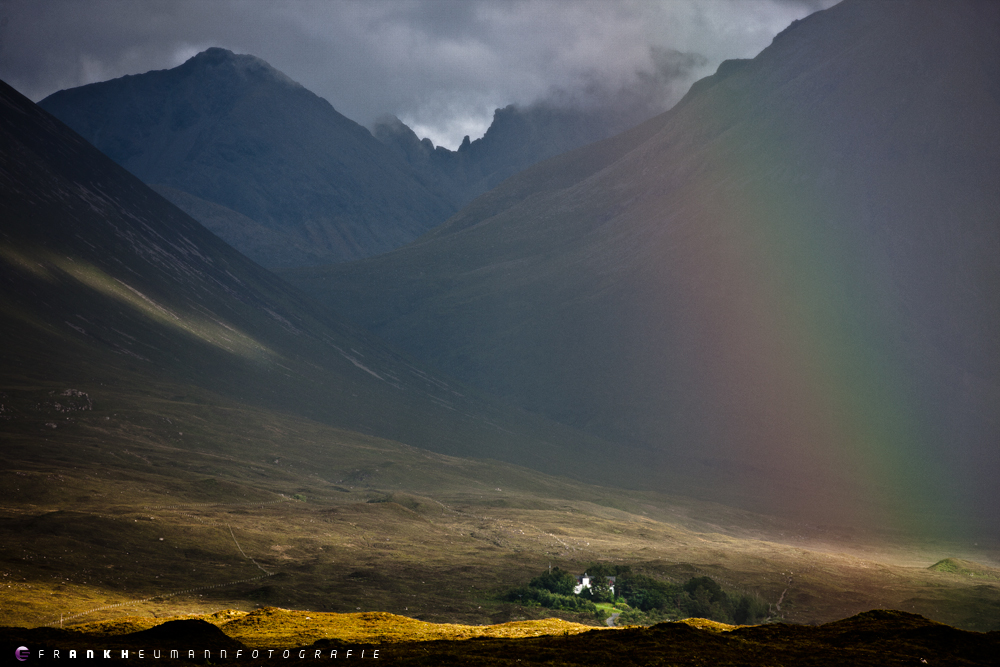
[
  {"x1": 681, "y1": 577, "x2": 733, "y2": 623},
  {"x1": 733, "y1": 592, "x2": 769, "y2": 624},
  {"x1": 528, "y1": 567, "x2": 577, "y2": 596},
  {"x1": 582, "y1": 577, "x2": 615, "y2": 603}
]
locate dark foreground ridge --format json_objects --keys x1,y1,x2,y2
[
  {"x1": 125, "y1": 619, "x2": 245, "y2": 650},
  {"x1": 2, "y1": 609, "x2": 998, "y2": 665}
]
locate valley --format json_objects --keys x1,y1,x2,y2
[
  {"x1": 1, "y1": 383, "x2": 998, "y2": 635},
  {"x1": 2, "y1": 1, "x2": 999, "y2": 662},
  {"x1": 286, "y1": 0, "x2": 1000, "y2": 542}
]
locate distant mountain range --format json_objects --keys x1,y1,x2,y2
[
  {"x1": 0, "y1": 77, "x2": 628, "y2": 484},
  {"x1": 284, "y1": 0, "x2": 1000, "y2": 533},
  {"x1": 39, "y1": 49, "x2": 647, "y2": 269}
]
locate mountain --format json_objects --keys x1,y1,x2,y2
[
  {"x1": 284, "y1": 0, "x2": 1000, "y2": 535},
  {"x1": 4, "y1": 60, "x2": 1000, "y2": 641},
  {"x1": 36, "y1": 48, "x2": 457, "y2": 268},
  {"x1": 372, "y1": 101, "x2": 655, "y2": 208},
  {"x1": 38, "y1": 47, "x2": 668, "y2": 269},
  {"x1": 0, "y1": 76, "x2": 630, "y2": 483}
]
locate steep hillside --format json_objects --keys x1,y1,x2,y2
[
  {"x1": 37, "y1": 48, "x2": 456, "y2": 267},
  {"x1": 285, "y1": 0, "x2": 1000, "y2": 536},
  {"x1": 1, "y1": 77, "x2": 627, "y2": 481}
]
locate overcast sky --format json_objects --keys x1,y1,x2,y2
[{"x1": 0, "y1": 0, "x2": 837, "y2": 149}]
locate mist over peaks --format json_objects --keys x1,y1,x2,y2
[{"x1": 373, "y1": 46, "x2": 710, "y2": 208}]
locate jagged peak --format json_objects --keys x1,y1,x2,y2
[{"x1": 177, "y1": 47, "x2": 302, "y2": 89}]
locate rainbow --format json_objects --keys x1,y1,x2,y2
[{"x1": 634, "y1": 86, "x2": 981, "y2": 539}]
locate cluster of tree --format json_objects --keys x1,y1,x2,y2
[
  {"x1": 503, "y1": 585, "x2": 599, "y2": 613},
  {"x1": 503, "y1": 567, "x2": 607, "y2": 621},
  {"x1": 505, "y1": 565, "x2": 769, "y2": 626},
  {"x1": 617, "y1": 573, "x2": 769, "y2": 625}
]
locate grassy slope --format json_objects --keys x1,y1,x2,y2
[{"x1": 1, "y1": 386, "x2": 999, "y2": 633}]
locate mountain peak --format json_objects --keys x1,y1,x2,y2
[
  {"x1": 39, "y1": 48, "x2": 458, "y2": 267},
  {"x1": 176, "y1": 47, "x2": 302, "y2": 89},
  {"x1": 188, "y1": 46, "x2": 240, "y2": 63}
]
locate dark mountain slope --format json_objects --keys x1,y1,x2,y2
[
  {"x1": 0, "y1": 78, "x2": 622, "y2": 482},
  {"x1": 37, "y1": 48, "x2": 456, "y2": 267},
  {"x1": 285, "y1": 0, "x2": 1000, "y2": 534}
]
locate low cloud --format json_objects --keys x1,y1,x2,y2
[
  {"x1": 0, "y1": 0, "x2": 838, "y2": 149},
  {"x1": 537, "y1": 46, "x2": 711, "y2": 126}
]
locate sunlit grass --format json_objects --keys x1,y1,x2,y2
[
  {"x1": 0, "y1": 244, "x2": 275, "y2": 362},
  {"x1": 73, "y1": 607, "x2": 600, "y2": 648},
  {"x1": 51, "y1": 254, "x2": 274, "y2": 361}
]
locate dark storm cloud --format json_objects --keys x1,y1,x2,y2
[{"x1": 0, "y1": 0, "x2": 838, "y2": 149}]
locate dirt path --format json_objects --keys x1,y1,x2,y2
[
  {"x1": 775, "y1": 574, "x2": 794, "y2": 613},
  {"x1": 776, "y1": 587, "x2": 788, "y2": 611},
  {"x1": 606, "y1": 612, "x2": 620, "y2": 627}
]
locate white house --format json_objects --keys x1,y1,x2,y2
[{"x1": 573, "y1": 573, "x2": 615, "y2": 595}]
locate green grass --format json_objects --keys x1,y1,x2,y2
[
  {"x1": 929, "y1": 558, "x2": 1000, "y2": 579},
  {"x1": 594, "y1": 602, "x2": 624, "y2": 614}
]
